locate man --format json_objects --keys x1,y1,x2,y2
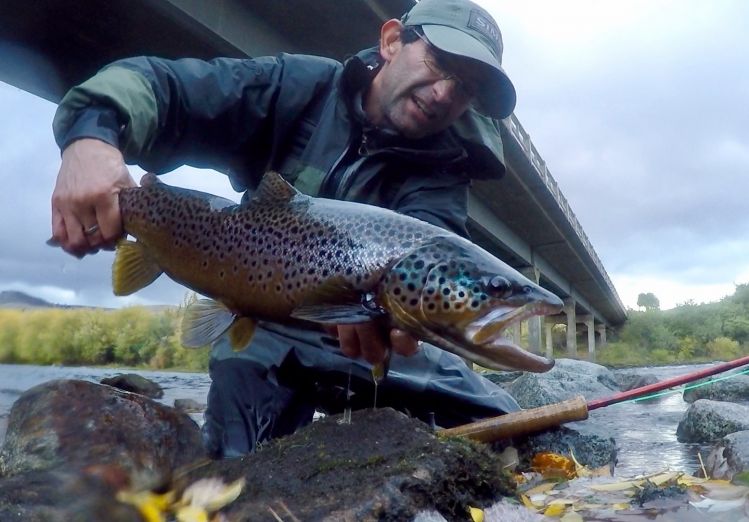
[{"x1": 50, "y1": 0, "x2": 521, "y2": 457}]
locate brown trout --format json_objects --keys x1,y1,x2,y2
[{"x1": 113, "y1": 172, "x2": 562, "y2": 372}]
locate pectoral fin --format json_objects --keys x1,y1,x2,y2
[
  {"x1": 291, "y1": 279, "x2": 385, "y2": 324},
  {"x1": 112, "y1": 239, "x2": 163, "y2": 295},
  {"x1": 181, "y1": 299, "x2": 236, "y2": 348}
]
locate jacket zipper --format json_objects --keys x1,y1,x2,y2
[{"x1": 334, "y1": 133, "x2": 370, "y2": 199}]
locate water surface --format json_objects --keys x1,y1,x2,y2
[{"x1": 0, "y1": 363, "x2": 715, "y2": 476}]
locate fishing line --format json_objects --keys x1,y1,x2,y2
[{"x1": 622, "y1": 366, "x2": 749, "y2": 404}]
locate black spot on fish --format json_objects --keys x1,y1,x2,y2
[
  {"x1": 442, "y1": 288, "x2": 451, "y2": 296},
  {"x1": 471, "y1": 300, "x2": 479, "y2": 308},
  {"x1": 409, "y1": 299, "x2": 418, "y2": 306}
]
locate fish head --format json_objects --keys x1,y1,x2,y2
[{"x1": 379, "y1": 236, "x2": 563, "y2": 372}]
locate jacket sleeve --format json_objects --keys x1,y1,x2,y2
[{"x1": 52, "y1": 54, "x2": 339, "y2": 187}]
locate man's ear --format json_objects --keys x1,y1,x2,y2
[{"x1": 379, "y1": 19, "x2": 404, "y2": 62}]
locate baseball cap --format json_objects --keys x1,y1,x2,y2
[{"x1": 401, "y1": 0, "x2": 516, "y2": 119}]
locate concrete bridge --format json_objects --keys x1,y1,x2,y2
[{"x1": 0, "y1": 0, "x2": 627, "y2": 359}]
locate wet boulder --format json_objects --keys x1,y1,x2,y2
[
  {"x1": 613, "y1": 370, "x2": 660, "y2": 392},
  {"x1": 174, "y1": 398, "x2": 206, "y2": 413},
  {"x1": 0, "y1": 469, "x2": 141, "y2": 522},
  {"x1": 703, "y1": 431, "x2": 749, "y2": 480},
  {"x1": 509, "y1": 425, "x2": 618, "y2": 470},
  {"x1": 682, "y1": 374, "x2": 749, "y2": 404},
  {"x1": 676, "y1": 399, "x2": 749, "y2": 443},
  {"x1": 179, "y1": 407, "x2": 515, "y2": 521},
  {"x1": 0, "y1": 379, "x2": 204, "y2": 483},
  {"x1": 507, "y1": 358, "x2": 619, "y2": 409},
  {"x1": 101, "y1": 372, "x2": 164, "y2": 398},
  {"x1": 482, "y1": 371, "x2": 523, "y2": 387}
]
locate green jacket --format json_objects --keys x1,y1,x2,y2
[
  {"x1": 53, "y1": 47, "x2": 507, "y2": 238},
  {"x1": 52, "y1": 48, "x2": 522, "y2": 420}
]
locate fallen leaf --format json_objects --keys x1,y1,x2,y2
[{"x1": 468, "y1": 506, "x2": 484, "y2": 522}]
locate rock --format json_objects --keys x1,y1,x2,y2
[
  {"x1": 704, "y1": 430, "x2": 749, "y2": 480},
  {"x1": 0, "y1": 379, "x2": 204, "y2": 483},
  {"x1": 683, "y1": 374, "x2": 749, "y2": 403},
  {"x1": 614, "y1": 370, "x2": 660, "y2": 391},
  {"x1": 174, "y1": 398, "x2": 206, "y2": 413},
  {"x1": 508, "y1": 359, "x2": 620, "y2": 409},
  {"x1": 179, "y1": 407, "x2": 516, "y2": 521},
  {"x1": 676, "y1": 399, "x2": 749, "y2": 443},
  {"x1": 482, "y1": 371, "x2": 523, "y2": 387},
  {"x1": 101, "y1": 373, "x2": 164, "y2": 398},
  {"x1": 508, "y1": 425, "x2": 618, "y2": 470},
  {"x1": 0, "y1": 469, "x2": 141, "y2": 522}
]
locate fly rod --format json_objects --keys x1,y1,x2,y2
[{"x1": 439, "y1": 354, "x2": 749, "y2": 442}]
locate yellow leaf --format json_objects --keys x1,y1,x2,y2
[
  {"x1": 180, "y1": 477, "x2": 245, "y2": 512},
  {"x1": 520, "y1": 494, "x2": 536, "y2": 509},
  {"x1": 525, "y1": 482, "x2": 558, "y2": 496},
  {"x1": 612, "y1": 503, "x2": 630, "y2": 510},
  {"x1": 116, "y1": 490, "x2": 174, "y2": 522},
  {"x1": 650, "y1": 471, "x2": 681, "y2": 486},
  {"x1": 176, "y1": 506, "x2": 209, "y2": 522},
  {"x1": 531, "y1": 452, "x2": 577, "y2": 480},
  {"x1": 468, "y1": 506, "x2": 484, "y2": 522},
  {"x1": 543, "y1": 503, "x2": 567, "y2": 517}
]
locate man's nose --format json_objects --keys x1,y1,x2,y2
[{"x1": 432, "y1": 78, "x2": 459, "y2": 105}]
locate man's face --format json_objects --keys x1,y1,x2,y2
[{"x1": 370, "y1": 34, "x2": 481, "y2": 139}]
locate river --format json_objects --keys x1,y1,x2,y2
[{"x1": 0, "y1": 363, "x2": 713, "y2": 477}]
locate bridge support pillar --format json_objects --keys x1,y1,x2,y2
[
  {"x1": 563, "y1": 298, "x2": 576, "y2": 356},
  {"x1": 521, "y1": 266, "x2": 542, "y2": 354},
  {"x1": 544, "y1": 322, "x2": 553, "y2": 358},
  {"x1": 596, "y1": 324, "x2": 608, "y2": 346},
  {"x1": 579, "y1": 315, "x2": 596, "y2": 362}
]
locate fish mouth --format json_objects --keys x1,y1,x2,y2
[
  {"x1": 466, "y1": 335, "x2": 555, "y2": 373},
  {"x1": 467, "y1": 301, "x2": 556, "y2": 346},
  {"x1": 446, "y1": 301, "x2": 557, "y2": 373}
]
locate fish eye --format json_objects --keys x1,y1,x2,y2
[{"x1": 487, "y1": 276, "x2": 511, "y2": 296}]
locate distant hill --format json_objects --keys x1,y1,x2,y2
[
  {"x1": 0, "y1": 290, "x2": 176, "y2": 312},
  {"x1": 0, "y1": 290, "x2": 58, "y2": 309}
]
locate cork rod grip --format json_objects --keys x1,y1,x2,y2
[{"x1": 438, "y1": 396, "x2": 589, "y2": 443}]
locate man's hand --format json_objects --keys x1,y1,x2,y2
[
  {"x1": 50, "y1": 139, "x2": 136, "y2": 258},
  {"x1": 327, "y1": 323, "x2": 420, "y2": 364}
]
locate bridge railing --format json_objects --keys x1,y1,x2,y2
[{"x1": 503, "y1": 114, "x2": 624, "y2": 311}]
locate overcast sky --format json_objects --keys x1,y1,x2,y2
[{"x1": 1, "y1": 0, "x2": 747, "y2": 311}]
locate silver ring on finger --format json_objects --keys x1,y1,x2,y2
[{"x1": 84, "y1": 224, "x2": 99, "y2": 236}]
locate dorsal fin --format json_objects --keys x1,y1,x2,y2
[
  {"x1": 140, "y1": 172, "x2": 162, "y2": 187},
  {"x1": 251, "y1": 171, "x2": 300, "y2": 205}
]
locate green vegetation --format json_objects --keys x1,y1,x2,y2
[
  {"x1": 4, "y1": 284, "x2": 749, "y2": 371},
  {"x1": 0, "y1": 298, "x2": 209, "y2": 370},
  {"x1": 593, "y1": 283, "x2": 749, "y2": 366}
]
